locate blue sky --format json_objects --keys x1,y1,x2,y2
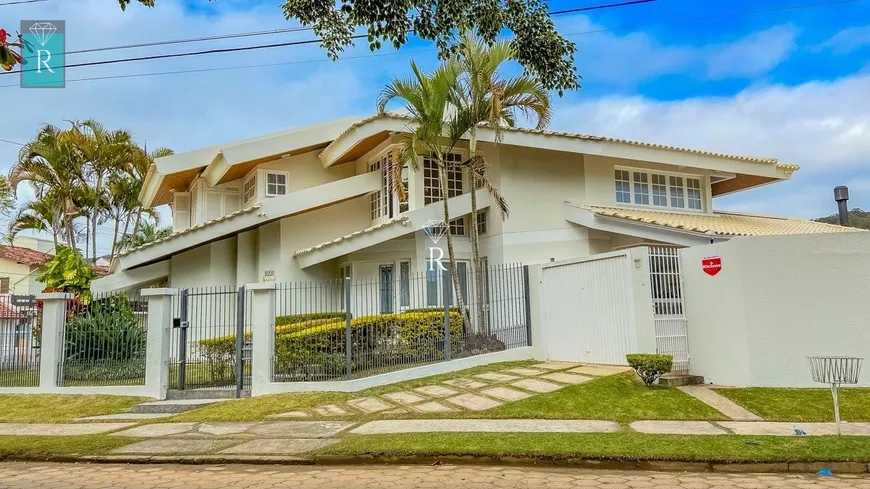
[{"x1": 1, "y1": 0, "x2": 870, "y2": 252}]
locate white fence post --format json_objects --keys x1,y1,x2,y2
[
  {"x1": 37, "y1": 292, "x2": 73, "y2": 388},
  {"x1": 525, "y1": 264, "x2": 546, "y2": 360},
  {"x1": 247, "y1": 283, "x2": 275, "y2": 397},
  {"x1": 141, "y1": 288, "x2": 177, "y2": 400}
]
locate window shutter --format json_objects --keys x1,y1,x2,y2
[
  {"x1": 173, "y1": 193, "x2": 190, "y2": 232},
  {"x1": 0, "y1": 277, "x2": 9, "y2": 294},
  {"x1": 204, "y1": 191, "x2": 224, "y2": 222},
  {"x1": 224, "y1": 193, "x2": 240, "y2": 215}
]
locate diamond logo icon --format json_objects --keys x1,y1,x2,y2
[
  {"x1": 422, "y1": 220, "x2": 448, "y2": 244},
  {"x1": 28, "y1": 22, "x2": 57, "y2": 47}
]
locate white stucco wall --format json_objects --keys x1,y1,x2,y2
[{"x1": 681, "y1": 232, "x2": 870, "y2": 387}]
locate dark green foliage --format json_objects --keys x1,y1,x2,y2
[
  {"x1": 276, "y1": 312, "x2": 345, "y2": 325},
  {"x1": 815, "y1": 208, "x2": 870, "y2": 230},
  {"x1": 119, "y1": 0, "x2": 579, "y2": 94},
  {"x1": 63, "y1": 295, "x2": 146, "y2": 382},
  {"x1": 626, "y1": 353, "x2": 673, "y2": 386}
]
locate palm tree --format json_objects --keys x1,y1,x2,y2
[
  {"x1": 448, "y1": 32, "x2": 552, "y2": 332},
  {"x1": 377, "y1": 60, "x2": 472, "y2": 315},
  {"x1": 115, "y1": 220, "x2": 171, "y2": 252},
  {"x1": 10, "y1": 123, "x2": 84, "y2": 248},
  {"x1": 66, "y1": 119, "x2": 136, "y2": 260},
  {"x1": 7, "y1": 196, "x2": 63, "y2": 248}
]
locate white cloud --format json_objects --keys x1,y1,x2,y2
[
  {"x1": 552, "y1": 74, "x2": 870, "y2": 218},
  {"x1": 558, "y1": 16, "x2": 798, "y2": 85},
  {"x1": 814, "y1": 25, "x2": 870, "y2": 54}
]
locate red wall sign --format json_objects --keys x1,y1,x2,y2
[{"x1": 702, "y1": 255, "x2": 722, "y2": 276}]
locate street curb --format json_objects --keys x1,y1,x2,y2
[{"x1": 2, "y1": 454, "x2": 868, "y2": 474}]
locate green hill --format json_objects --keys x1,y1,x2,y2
[{"x1": 814, "y1": 208, "x2": 870, "y2": 230}]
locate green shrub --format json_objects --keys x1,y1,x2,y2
[
  {"x1": 273, "y1": 311, "x2": 464, "y2": 380},
  {"x1": 63, "y1": 296, "x2": 146, "y2": 382},
  {"x1": 276, "y1": 312, "x2": 344, "y2": 325},
  {"x1": 626, "y1": 353, "x2": 673, "y2": 386}
]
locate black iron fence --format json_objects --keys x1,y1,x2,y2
[
  {"x1": 271, "y1": 263, "x2": 531, "y2": 382},
  {"x1": 0, "y1": 295, "x2": 39, "y2": 387},
  {"x1": 58, "y1": 291, "x2": 148, "y2": 387},
  {"x1": 170, "y1": 286, "x2": 252, "y2": 395}
]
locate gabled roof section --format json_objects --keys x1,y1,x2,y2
[
  {"x1": 141, "y1": 116, "x2": 363, "y2": 207},
  {"x1": 0, "y1": 246, "x2": 52, "y2": 266},
  {"x1": 294, "y1": 217, "x2": 411, "y2": 257},
  {"x1": 574, "y1": 204, "x2": 858, "y2": 237},
  {"x1": 318, "y1": 113, "x2": 799, "y2": 195}
]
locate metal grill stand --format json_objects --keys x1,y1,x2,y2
[{"x1": 807, "y1": 356, "x2": 863, "y2": 435}]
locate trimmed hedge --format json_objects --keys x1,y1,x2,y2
[
  {"x1": 626, "y1": 353, "x2": 673, "y2": 386},
  {"x1": 273, "y1": 311, "x2": 466, "y2": 380},
  {"x1": 276, "y1": 312, "x2": 344, "y2": 326}
]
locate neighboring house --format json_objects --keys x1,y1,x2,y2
[
  {"x1": 93, "y1": 113, "x2": 854, "y2": 295},
  {"x1": 0, "y1": 245, "x2": 53, "y2": 296},
  {"x1": 0, "y1": 299, "x2": 34, "y2": 367}
]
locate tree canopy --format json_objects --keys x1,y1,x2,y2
[
  {"x1": 815, "y1": 208, "x2": 870, "y2": 230},
  {"x1": 117, "y1": 0, "x2": 580, "y2": 94}
]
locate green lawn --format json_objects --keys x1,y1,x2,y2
[
  {"x1": 483, "y1": 373, "x2": 725, "y2": 422},
  {"x1": 325, "y1": 432, "x2": 870, "y2": 463},
  {"x1": 0, "y1": 394, "x2": 149, "y2": 423},
  {"x1": 172, "y1": 364, "x2": 721, "y2": 423},
  {"x1": 716, "y1": 387, "x2": 870, "y2": 422},
  {"x1": 0, "y1": 369, "x2": 39, "y2": 388},
  {"x1": 170, "y1": 360, "x2": 539, "y2": 422},
  {"x1": 0, "y1": 434, "x2": 134, "y2": 457}
]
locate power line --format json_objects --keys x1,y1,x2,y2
[
  {"x1": 0, "y1": 0, "x2": 52, "y2": 6},
  {"x1": 0, "y1": 0, "x2": 860, "y2": 88},
  {"x1": 0, "y1": 138, "x2": 23, "y2": 146},
  {"x1": 2, "y1": 0, "x2": 656, "y2": 76},
  {"x1": 59, "y1": 0, "x2": 649, "y2": 57}
]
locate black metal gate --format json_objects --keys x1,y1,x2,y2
[{"x1": 170, "y1": 286, "x2": 251, "y2": 397}]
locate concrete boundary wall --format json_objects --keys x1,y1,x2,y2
[{"x1": 680, "y1": 232, "x2": 870, "y2": 387}]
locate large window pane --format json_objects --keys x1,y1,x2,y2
[
  {"x1": 652, "y1": 174, "x2": 668, "y2": 206},
  {"x1": 615, "y1": 169, "x2": 631, "y2": 203},
  {"x1": 633, "y1": 172, "x2": 650, "y2": 205},
  {"x1": 669, "y1": 176, "x2": 685, "y2": 208},
  {"x1": 687, "y1": 178, "x2": 702, "y2": 210}
]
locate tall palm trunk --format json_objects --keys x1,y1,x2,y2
[
  {"x1": 118, "y1": 211, "x2": 132, "y2": 256},
  {"x1": 110, "y1": 215, "x2": 121, "y2": 257},
  {"x1": 92, "y1": 172, "x2": 104, "y2": 261},
  {"x1": 439, "y1": 166, "x2": 467, "y2": 320},
  {"x1": 467, "y1": 132, "x2": 485, "y2": 334},
  {"x1": 132, "y1": 207, "x2": 142, "y2": 237}
]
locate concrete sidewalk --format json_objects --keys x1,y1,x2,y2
[{"x1": 3, "y1": 418, "x2": 869, "y2": 457}]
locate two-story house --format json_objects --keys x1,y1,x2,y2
[{"x1": 93, "y1": 112, "x2": 851, "y2": 298}]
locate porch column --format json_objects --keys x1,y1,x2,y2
[
  {"x1": 247, "y1": 282, "x2": 275, "y2": 397},
  {"x1": 36, "y1": 292, "x2": 73, "y2": 389},
  {"x1": 141, "y1": 288, "x2": 178, "y2": 400}
]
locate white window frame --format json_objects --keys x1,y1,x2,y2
[
  {"x1": 265, "y1": 171, "x2": 288, "y2": 197},
  {"x1": 614, "y1": 166, "x2": 704, "y2": 212},
  {"x1": 423, "y1": 152, "x2": 463, "y2": 205},
  {"x1": 243, "y1": 173, "x2": 256, "y2": 204}
]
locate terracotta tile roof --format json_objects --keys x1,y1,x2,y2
[
  {"x1": 320, "y1": 112, "x2": 795, "y2": 169},
  {"x1": 117, "y1": 205, "x2": 263, "y2": 257},
  {"x1": 575, "y1": 204, "x2": 859, "y2": 237},
  {"x1": 0, "y1": 246, "x2": 52, "y2": 266},
  {"x1": 0, "y1": 301, "x2": 23, "y2": 319},
  {"x1": 294, "y1": 217, "x2": 411, "y2": 256}
]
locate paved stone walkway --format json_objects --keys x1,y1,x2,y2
[
  {"x1": 269, "y1": 362, "x2": 626, "y2": 419},
  {"x1": 678, "y1": 385, "x2": 764, "y2": 421},
  {"x1": 0, "y1": 463, "x2": 867, "y2": 488}
]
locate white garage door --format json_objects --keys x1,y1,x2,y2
[{"x1": 540, "y1": 251, "x2": 637, "y2": 365}]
